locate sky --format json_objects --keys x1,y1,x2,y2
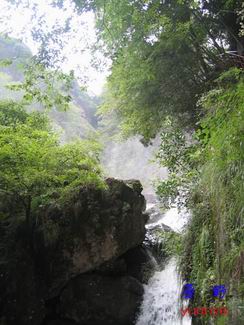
[{"x1": 0, "y1": 0, "x2": 109, "y2": 95}]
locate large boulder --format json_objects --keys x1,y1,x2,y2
[
  {"x1": 0, "y1": 178, "x2": 147, "y2": 324},
  {"x1": 34, "y1": 178, "x2": 147, "y2": 296}
]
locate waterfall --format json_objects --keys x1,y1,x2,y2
[
  {"x1": 136, "y1": 208, "x2": 192, "y2": 325},
  {"x1": 102, "y1": 137, "x2": 191, "y2": 324},
  {"x1": 136, "y1": 258, "x2": 191, "y2": 325}
]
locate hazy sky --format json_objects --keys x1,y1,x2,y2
[{"x1": 0, "y1": 0, "x2": 109, "y2": 95}]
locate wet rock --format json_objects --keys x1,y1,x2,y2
[
  {"x1": 57, "y1": 274, "x2": 144, "y2": 325},
  {"x1": 93, "y1": 245, "x2": 157, "y2": 283},
  {"x1": 123, "y1": 246, "x2": 157, "y2": 283},
  {"x1": 145, "y1": 205, "x2": 166, "y2": 224},
  {"x1": 144, "y1": 223, "x2": 174, "y2": 263}
]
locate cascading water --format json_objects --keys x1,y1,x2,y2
[
  {"x1": 136, "y1": 208, "x2": 192, "y2": 325},
  {"x1": 102, "y1": 137, "x2": 191, "y2": 324},
  {"x1": 136, "y1": 258, "x2": 190, "y2": 325}
]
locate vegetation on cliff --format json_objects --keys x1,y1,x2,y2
[
  {"x1": 0, "y1": 99, "x2": 104, "y2": 225},
  {"x1": 179, "y1": 68, "x2": 244, "y2": 324}
]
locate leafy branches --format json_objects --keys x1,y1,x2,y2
[
  {"x1": 0, "y1": 101, "x2": 104, "y2": 224},
  {"x1": 96, "y1": 0, "x2": 227, "y2": 141},
  {"x1": 155, "y1": 119, "x2": 201, "y2": 208},
  {"x1": 6, "y1": 60, "x2": 74, "y2": 111}
]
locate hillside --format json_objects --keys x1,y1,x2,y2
[{"x1": 0, "y1": 36, "x2": 97, "y2": 142}]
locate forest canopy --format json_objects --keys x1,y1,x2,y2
[{"x1": 71, "y1": 0, "x2": 244, "y2": 141}]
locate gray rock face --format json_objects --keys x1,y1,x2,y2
[
  {"x1": 0, "y1": 178, "x2": 147, "y2": 325},
  {"x1": 35, "y1": 178, "x2": 147, "y2": 296}
]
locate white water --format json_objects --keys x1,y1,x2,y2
[
  {"x1": 136, "y1": 208, "x2": 192, "y2": 325},
  {"x1": 148, "y1": 207, "x2": 189, "y2": 233}
]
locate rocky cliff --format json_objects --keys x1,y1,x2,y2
[{"x1": 0, "y1": 178, "x2": 149, "y2": 325}]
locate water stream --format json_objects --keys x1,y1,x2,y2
[
  {"x1": 102, "y1": 138, "x2": 191, "y2": 324},
  {"x1": 136, "y1": 208, "x2": 192, "y2": 325}
]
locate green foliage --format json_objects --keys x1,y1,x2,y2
[
  {"x1": 51, "y1": 138, "x2": 105, "y2": 204},
  {"x1": 0, "y1": 35, "x2": 75, "y2": 111},
  {"x1": 6, "y1": 61, "x2": 74, "y2": 111},
  {"x1": 0, "y1": 59, "x2": 12, "y2": 67},
  {"x1": 240, "y1": 3, "x2": 244, "y2": 36},
  {"x1": 155, "y1": 118, "x2": 201, "y2": 207},
  {"x1": 156, "y1": 230, "x2": 182, "y2": 257},
  {"x1": 141, "y1": 67, "x2": 244, "y2": 323},
  {"x1": 201, "y1": 0, "x2": 244, "y2": 53},
  {"x1": 0, "y1": 36, "x2": 99, "y2": 142},
  {"x1": 0, "y1": 100, "x2": 28, "y2": 125},
  {"x1": 0, "y1": 100, "x2": 104, "y2": 224},
  {"x1": 87, "y1": 0, "x2": 244, "y2": 142},
  {"x1": 98, "y1": 9, "x2": 210, "y2": 141},
  {"x1": 178, "y1": 68, "x2": 244, "y2": 320}
]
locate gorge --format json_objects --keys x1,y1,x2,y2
[{"x1": 0, "y1": 1, "x2": 244, "y2": 324}]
